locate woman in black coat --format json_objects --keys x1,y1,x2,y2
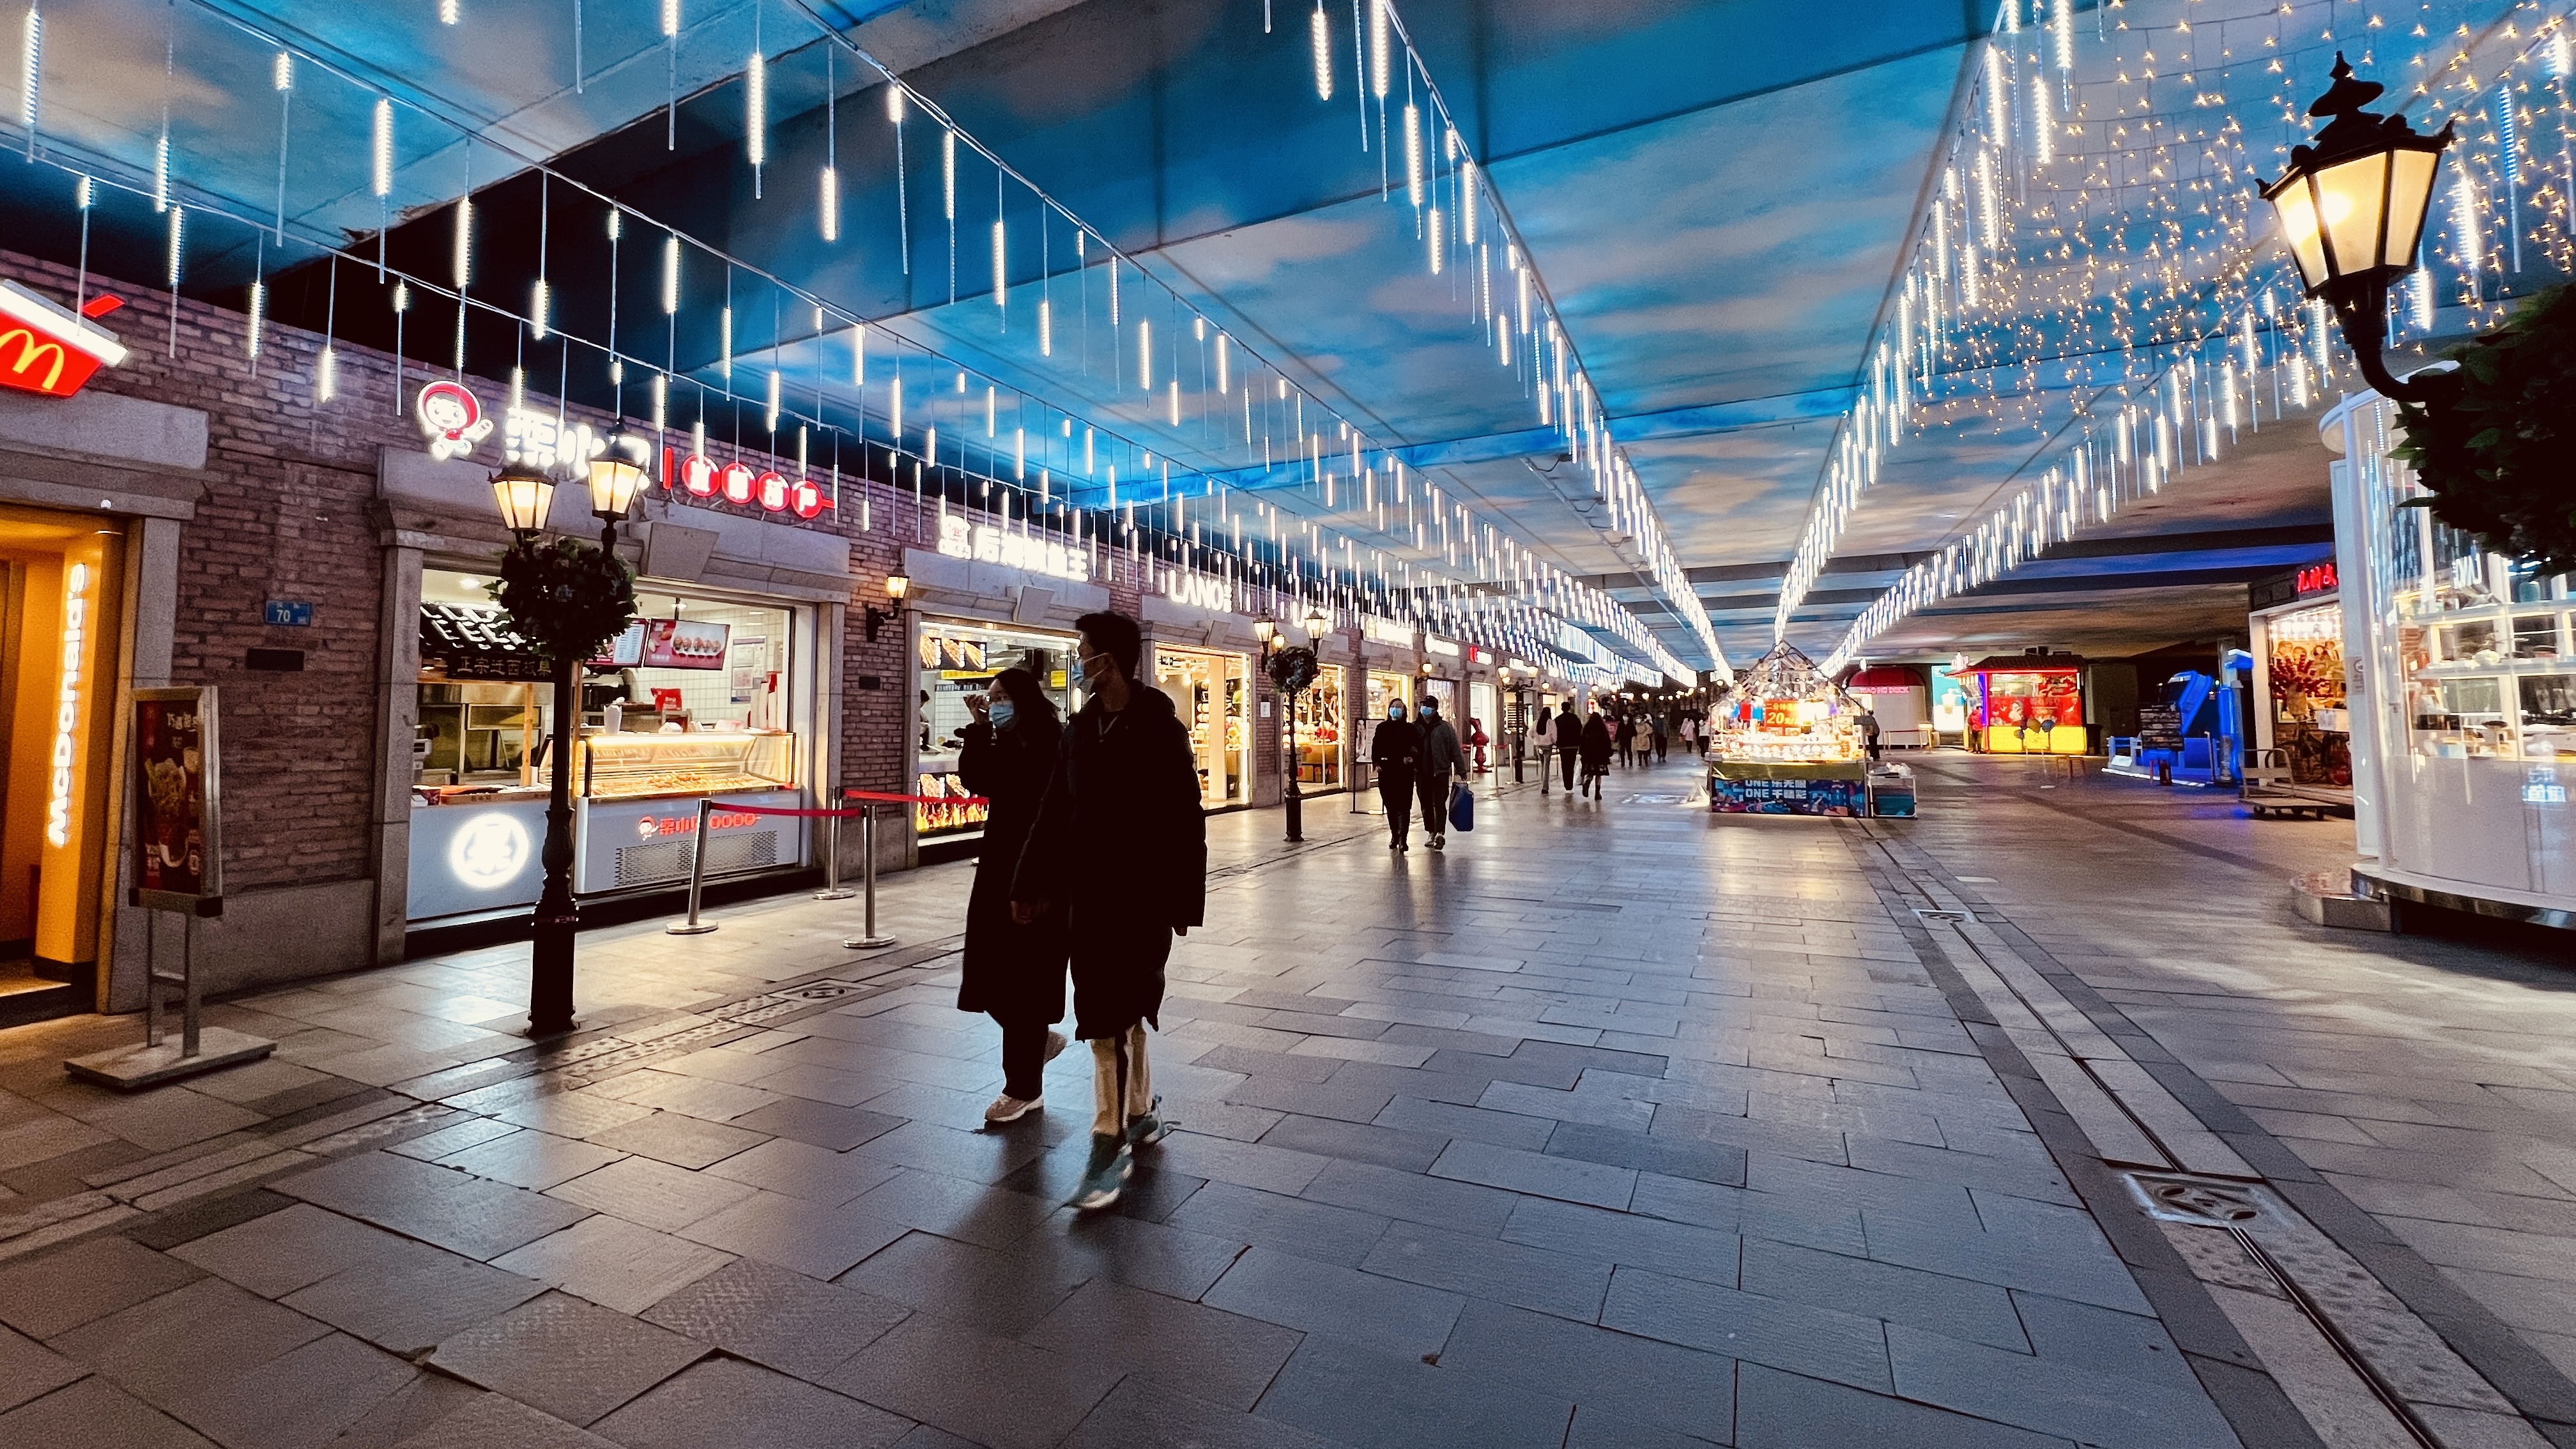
[
  {"x1": 1580, "y1": 707, "x2": 1614, "y2": 799},
  {"x1": 955, "y1": 667, "x2": 1070, "y2": 1124},
  {"x1": 1371, "y1": 701, "x2": 1421, "y2": 852}
]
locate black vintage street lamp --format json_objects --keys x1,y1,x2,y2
[
  {"x1": 2260, "y1": 54, "x2": 2453, "y2": 402},
  {"x1": 489, "y1": 461, "x2": 580, "y2": 1036}
]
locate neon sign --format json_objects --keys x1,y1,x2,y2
[
  {"x1": 2296, "y1": 562, "x2": 2338, "y2": 595},
  {"x1": 447, "y1": 811, "x2": 532, "y2": 889},
  {"x1": 415, "y1": 381, "x2": 493, "y2": 461},
  {"x1": 0, "y1": 281, "x2": 127, "y2": 400},
  {"x1": 1158, "y1": 567, "x2": 1232, "y2": 613},
  {"x1": 937, "y1": 513, "x2": 1091, "y2": 582},
  {"x1": 664, "y1": 448, "x2": 827, "y2": 519},
  {"x1": 45, "y1": 564, "x2": 89, "y2": 847}
]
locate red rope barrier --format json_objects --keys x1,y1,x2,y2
[
  {"x1": 843, "y1": 788, "x2": 991, "y2": 806},
  {"x1": 696, "y1": 802, "x2": 877, "y2": 819}
]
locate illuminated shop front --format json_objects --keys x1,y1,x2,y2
[
  {"x1": 1153, "y1": 647, "x2": 1252, "y2": 809},
  {"x1": 914, "y1": 617, "x2": 1078, "y2": 842},
  {"x1": 0, "y1": 505, "x2": 123, "y2": 1020},
  {"x1": 406, "y1": 568, "x2": 814, "y2": 921},
  {"x1": 1294, "y1": 663, "x2": 1348, "y2": 792},
  {"x1": 1959, "y1": 651, "x2": 2089, "y2": 755},
  {"x1": 2250, "y1": 563, "x2": 2352, "y2": 798}
]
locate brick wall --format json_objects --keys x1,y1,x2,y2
[{"x1": 0, "y1": 248, "x2": 918, "y2": 902}]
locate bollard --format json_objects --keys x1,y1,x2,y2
[
  {"x1": 666, "y1": 799, "x2": 720, "y2": 935},
  {"x1": 843, "y1": 803, "x2": 899, "y2": 950},
  {"x1": 813, "y1": 811, "x2": 856, "y2": 900}
]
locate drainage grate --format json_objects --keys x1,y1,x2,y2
[
  {"x1": 1913, "y1": 907, "x2": 1975, "y2": 923},
  {"x1": 719, "y1": 979, "x2": 873, "y2": 1024},
  {"x1": 2124, "y1": 1170, "x2": 2277, "y2": 1227}
]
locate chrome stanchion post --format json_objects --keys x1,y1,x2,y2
[
  {"x1": 665, "y1": 799, "x2": 719, "y2": 935},
  {"x1": 843, "y1": 802, "x2": 898, "y2": 950},
  {"x1": 813, "y1": 809, "x2": 855, "y2": 900}
]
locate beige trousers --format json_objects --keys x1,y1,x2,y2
[{"x1": 1089, "y1": 1024, "x2": 1153, "y2": 1137}]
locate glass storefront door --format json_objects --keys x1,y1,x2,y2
[
  {"x1": 1154, "y1": 647, "x2": 1250, "y2": 809},
  {"x1": 1294, "y1": 663, "x2": 1347, "y2": 791}
]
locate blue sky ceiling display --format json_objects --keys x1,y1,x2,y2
[{"x1": 4, "y1": 0, "x2": 2568, "y2": 675}]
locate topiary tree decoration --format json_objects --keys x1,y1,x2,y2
[
  {"x1": 2391, "y1": 283, "x2": 2576, "y2": 578},
  {"x1": 488, "y1": 535, "x2": 638, "y2": 662}
]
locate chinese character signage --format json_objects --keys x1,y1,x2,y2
[
  {"x1": 130, "y1": 686, "x2": 224, "y2": 914},
  {"x1": 937, "y1": 513, "x2": 1091, "y2": 582},
  {"x1": 1708, "y1": 772, "x2": 1864, "y2": 816}
]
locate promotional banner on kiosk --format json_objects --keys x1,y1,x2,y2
[{"x1": 130, "y1": 687, "x2": 224, "y2": 915}]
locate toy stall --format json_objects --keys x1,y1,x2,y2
[
  {"x1": 2106, "y1": 658, "x2": 2248, "y2": 788},
  {"x1": 1958, "y1": 650, "x2": 2089, "y2": 755},
  {"x1": 1705, "y1": 643, "x2": 1915, "y2": 816}
]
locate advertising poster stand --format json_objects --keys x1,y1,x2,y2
[{"x1": 66, "y1": 686, "x2": 277, "y2": 1090}]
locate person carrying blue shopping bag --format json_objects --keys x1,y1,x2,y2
[{"x1": 1415, "y1": 696, "x2": 1469, "y2": 851}]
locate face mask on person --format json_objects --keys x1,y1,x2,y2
[
  {"x1": 1420, "y1": 703, "x2": 1440, "y2": 721},
  {"x1": 1070, "y1": 651, "x2": 1097, "y2": 688},
  {"x1": 1387, "y1": 705, "x2": 1406, "y2": 721},
  {"x1": 988, "y1": 700, "x2": 1018, "y2": 730}
]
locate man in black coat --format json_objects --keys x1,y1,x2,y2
[
  {"x1": 1012, "y1": 611, "x2": 1206, "y2": 1211},
  {"x1": 1370, "y1": 700, "x2": 1421, "y2": 851},
  {"x1": 1552, "y1": 701, "x2": 1583, "y2": 792}
]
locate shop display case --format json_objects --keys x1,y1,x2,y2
[
  {"x1": 1294, "y1": 664, "x2": 1346, "y2": 790},
  {"x1": 1706, "y1": 643, "x2": 1878, "y2": 816},
  {"x1": 571, "y1": 731, "x2": 803, "y2": 894},
  {"x1": 1958, "y1": 652, "x2": 2089, "y2": 754},
  {"x1": 2323, "y1": 391, "x2": 2575, "y2": 919},
  {"x1": 912, "y1": 617, "x2": 1078, "y2": 841}
]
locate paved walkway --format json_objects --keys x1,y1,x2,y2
[{"x1": 2, "y1": 755, "x2": 2573, "y2": 1447}]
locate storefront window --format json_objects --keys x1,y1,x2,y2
[
  {"x1": 1154, "y1": 648, "x2": 1250, "y2": 808},
  {"x1": 1295, "y1": 664, "x2": 1347, "y2": 790},
  {"x1": 2262, "y1": 602, "x2": 2350, "y2": 786},
  {"x1": 916, "y1": 617, "x2": 1077, "y2": 840},
  {"x1": 410, "y1": 569, "x2": 809, "y2": 919},
  {"x1": 2379, "y1": 504, "x2": 2575, "y2": 762}
]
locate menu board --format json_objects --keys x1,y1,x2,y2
[
  {"x1": 130, "y1": 686, "x2": 224, "y2": 914},
  {"x1": 642, "y1": 618, "x2": 730, "y2": 669}
]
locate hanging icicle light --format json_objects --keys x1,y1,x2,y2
[
  {"x1": 765, "y1": 367, "x2": 781, "y2": 433},
  {"x1": 820, "y1": 165, "x2": 839, "y2": 243},
  {"x1": 246, "y1": 276, "x2": 265, "y2": 359},
  {"x1": 650, "y1": 371, "x2": 667, "y2": 431},
  {"x1": 2050, "y1": 0, "x2": 2073, "y2": 73},
  {"x1": 1368, "y1": 0, "x2": 1390, "y2": 98},
  {"x1": 2030, "y1": 73, "x2": 2052, "y2": 166},
  {"x1": 745, "y1": 47, "x2": 765, "y2": 174},
  {"x1": 371, "y1": 97, "x2": 394, "y2": 201},
  {"x1": 450, "y1": 196, "x2": 471, "y2": 289},
  {"x1": 19, "y1": 3, "x2": 38, "y2": 142},
  {"x1": 440, "y1": 0, "x2": 458, "y2": 24},
  {"x1": 1138, "y1": 318, "x2": 1151, "y2": 389},
  {"x1": 992, "y1": 216, "x2": 1006, "y2": 308},
  {"x1": 1427, "y1": 205, "x2": 1444, "y2": 274},
  {"x1": 1310, "y1": 1, "x2": 1333, "y2": 101},
  {"x1": 661, "y1": 234, "x2": 681, "y2": 314},
  {"x1": 530, "y1": 278, "x2": 549, "y2": 339},
  {"x1": 1984, "y1": 44, "x2": 2009, "y2": 139},
  {"x1": 1038, "y1": 299, "x2": 1052, "y2": 356}
]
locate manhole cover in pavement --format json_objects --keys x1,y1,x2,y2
[
  {"x1": 1913, "y1": 908, "x2": 1975, "y2": 923},
  {"x1": 2124, "y1": 1170, "x2": 2277, "y2": 1227}
]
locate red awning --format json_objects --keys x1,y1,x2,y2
[{"x1": 1845, "y1": 666, "x2": 1926, "y2": 694}]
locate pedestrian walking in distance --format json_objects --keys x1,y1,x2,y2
[
  {"x1": 1654, "y1": 709, "x2": 1671, "y2": 763},
  {"x1": 1012, "y1": 612, "x2": 1206, "y2": 1211},
  {"x1": 956, "y1": 668, "x2": 1071, "y2": 1124},
  {"x1": 1581, "y1": 703, "x2": 1614, "y2": 799},
  {"x1": 1553, "y1": 700, "x2": 1583, "y2": 792},
  {"x1": 1372, "y1": 698, "x2": 1422, "y2": 852},
  {"x1": 1416, "y1": 694, "x2": 1468, "y2": 850}
]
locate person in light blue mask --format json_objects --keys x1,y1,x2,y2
[
  {"x1": 1371, "y1": 698, "x2": 1422, "y2": 852},
  {"x1": 1414, "y1": 694, "x2": 1468, "y2": 850},
  {"x1": 956, "y1": 666, "x2": 1070, "y2": 1124}
]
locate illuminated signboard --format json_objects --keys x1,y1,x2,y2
[
  {"x1": 415, "y1": 382, "x2": 495, "y2": 461},
  {"x1": 1423, "y1": 635, "x2": 1462, "y2": 658},
  {"x1": 131, "y1": 686, "x2": 224, "y2": 912},
  {"x1": 937, "y1": 512, "x2": 1091, "y2": 582},
  {"x1": 47, "y1": 564, "x2": 91, "y2": 847},
  {"x1": 2297, "y1": 562, "x2": 2338, "y2": 596},
  {"x1": 0, "y1": 281, "x2": 128, "y2": 399},
  {"x1": 447, "y1": 811, "x2": 532, "y2": 889},
  {"x1": 1361, "y1": 617, "x2": 1414, "y2": 648},
  {"x1": 665, "y1": 448, "x2": 827, "y2": 519},
  {"x1": 1158, "y1": 567, "x2": 1232, "y2": 613}
]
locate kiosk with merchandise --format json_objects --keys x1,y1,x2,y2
[
  {"x1": 2246, "y1": 564, "x2": 2354, "y2": 811},
  {"x1": 2312, "y1": 392, "x2": 2575, "y2": 924},
  {"x1": 1959, "y1": 650, "x2": 2089, "y2": 754},
  {"x1": 1706, "y1": 643, "x2": 1909, "y2": 816}
]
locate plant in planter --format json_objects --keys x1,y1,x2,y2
[
  {"x1": 2391, "y1": 283, "x2": 2576, "y2": 577},
  {"x1": 488, "y1": 535, "x2": 637, "y2": 662}
]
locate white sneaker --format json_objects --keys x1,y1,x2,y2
[{"x1": 983, "y1": 1093, "x2": 1042, "y2": 1124}]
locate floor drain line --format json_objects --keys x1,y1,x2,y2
[{"x1": 1913, "y1": 907, "x2": 1974, "y2": 923}]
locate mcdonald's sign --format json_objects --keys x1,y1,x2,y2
[{"x1": 0, "y1": 280, "x2": 128, "y2": 400}]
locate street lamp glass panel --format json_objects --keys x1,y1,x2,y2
[
  {"x1": 885, "y1": 570, "x2": 911, "y2": 601},
  {"x1": 1302, "y1": 606, "x2": 1329, "y2": 637},
  {"x1": 2271, "y1": 179, "x2": 2329, "y2": 291},
  {"x1": 1254, "y1": 616, "x2": 1278, "y2": 645},
  {"x1": 491, "y1": 466, "x2": 555, "y2": 533},
  {"x1": 588, "y1": 453, "x2": 647, "y2": 520},
  {"x1": 2383, "y1": 148, "x2": 2439, "y2": 267},
  {"x1": 2314, "y1": 150, "x2": 2390, "y2": 280}
]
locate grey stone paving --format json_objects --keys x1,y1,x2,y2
[{"x1": 3, "y1": 759, "x2": 2575, "y2": 1444}]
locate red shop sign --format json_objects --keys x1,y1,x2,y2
[
  {"x1": 664, "y1": 448, "x2": 828, "y2": 519},
  {"x1": 2296, "y1": 562, "x2": 2338, "y2": 595}
]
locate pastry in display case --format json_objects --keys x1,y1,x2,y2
[{"x1": 579, "y1": 731, "x2": 796, "y2": 798}]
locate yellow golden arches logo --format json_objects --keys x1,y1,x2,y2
[{"x1": 0, "y1": 330, "x2": 68, "y2": 391}]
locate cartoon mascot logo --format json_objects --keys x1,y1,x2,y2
[{"x1": 415, "y1": 380, "x2": 494, "y2": 461}]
